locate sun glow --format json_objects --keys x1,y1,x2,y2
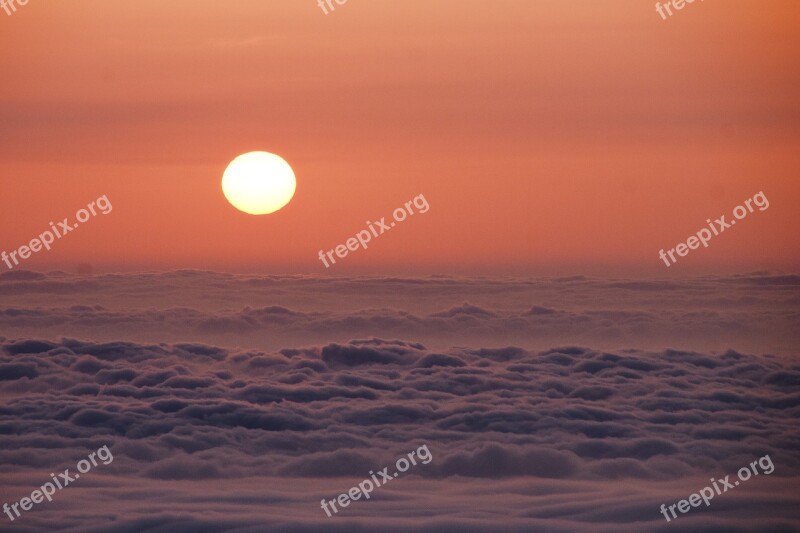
[{"x1": 221, "y1": 152, "x2": 296, "y2": 215}]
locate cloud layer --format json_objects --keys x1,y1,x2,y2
[
  {"x1": 1, "y1": 270, "x2": 798, "y2": 355},
  {"x1": 0, "y1": 271, "x2": 798, "y2": 530},
  {"x1": 1, "y1": 332, "x2": 799, "y2": 531}
]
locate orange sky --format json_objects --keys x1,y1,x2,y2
[{"x1": 0, "y1": 0, "x2": 798, "y2": 275}]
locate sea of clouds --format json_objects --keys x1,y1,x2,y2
[{"x1": 0, "y1": 271, "x2": 798, "y2": 531}]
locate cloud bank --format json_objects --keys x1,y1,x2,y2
[
  {"x1": 1, "y1": 333, "x2": 798, "y2": 531},
  {"x1": 0, "y1": 270, "x2": 798, "y2": 354}
]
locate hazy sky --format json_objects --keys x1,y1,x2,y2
[{"x1": 1, "y1": 0, "x2": 798, "y2": 274}]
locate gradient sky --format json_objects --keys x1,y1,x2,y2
[{"x1": 1, "y1": 0, "x2": 798, "y2": 275}]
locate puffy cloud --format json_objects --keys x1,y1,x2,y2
[
  {"x1": 321, "y1": 340, "x2": 421, "y2": 367},
  {"x1": 0, "y1": 271, "x2": 798, "y2": 530},
  {"x1": 0, "y1": 362, "x2": 38, "y2": 380}
]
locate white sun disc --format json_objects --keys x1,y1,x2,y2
[{"x1": 222, "y1": 152, "x2": 296, "y2": 215}]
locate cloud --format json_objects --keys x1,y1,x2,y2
[
  {"x1": 0, "y1": 362, "x2": 38, "y2": 380},
  {"x1": 437, "y1": 444, "x2": 580, "y2": 478},
  {"x1": 1, "y1": 271, "x2": 797, "y2": 355},
  {"x1": 321, "y1": 341, "x2": 421, "y2": 367},
  {"x1": 0, "y1": 271, "x2": 798, "y2": 530}
]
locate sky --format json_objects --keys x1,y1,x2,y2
[
  {"x1": 1, "y1": 0, "x2": 798, "y2": 275},
  {"x1": 1, "y1": 3, "x2": 799, "y2": 531}
]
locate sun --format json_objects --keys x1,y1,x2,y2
[{"x1": 221, "y1": 152, "x2": 296, "y2": 215}]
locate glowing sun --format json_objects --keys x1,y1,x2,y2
[{"x1": 222, "y1": 152, "x2": 296, "y2": 215}]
